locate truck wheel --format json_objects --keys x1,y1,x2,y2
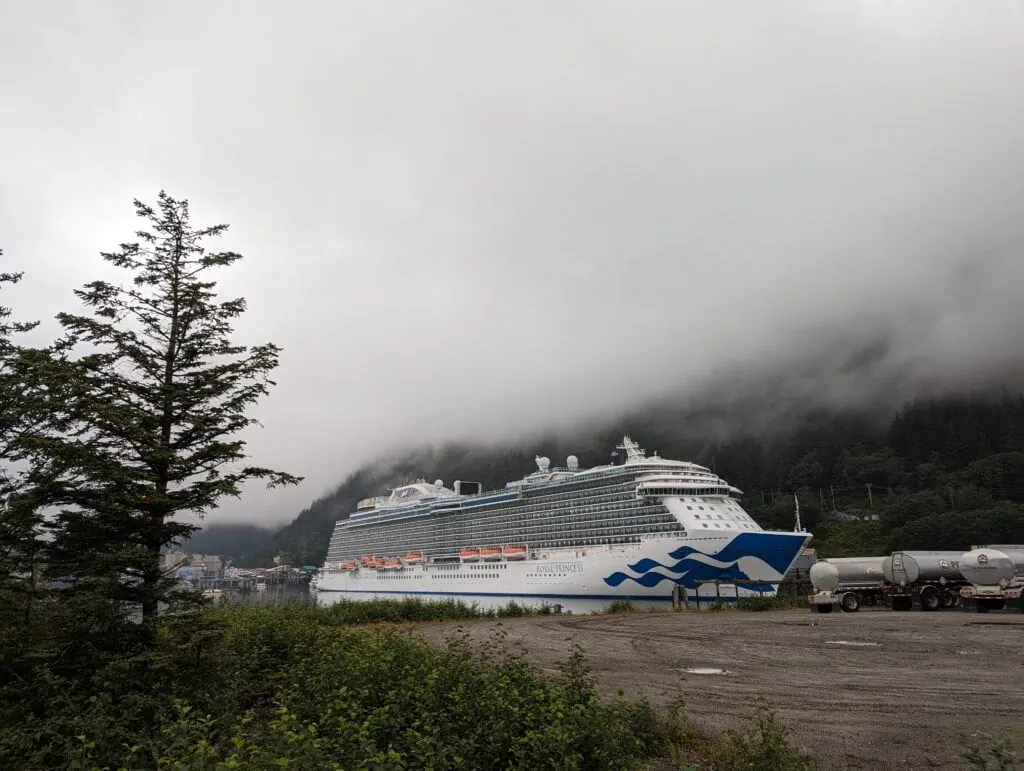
[
  {"x1": 940, "y1": 591, "x2": 955, "y2": 609},
  {"x1": 920, "y1": 587, "x2": 940, "y2": 612},
  {"x1": 840, "y1": 592, "x2": 860, "y2": 613}
]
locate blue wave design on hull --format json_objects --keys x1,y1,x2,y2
[{"x1": 606, "y1": 532, "x2": 805, "y2": 590}]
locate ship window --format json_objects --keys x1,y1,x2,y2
[{"x1": 686, "y1": 505, "x2": 693, "y2": 510}]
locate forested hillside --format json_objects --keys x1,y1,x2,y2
[
  {"x1": 179, "y1": 524, "x2": 274, "y2": 559},
  {"x1": 233, "y1": 393, "x2": 1024, "y2": 567}
]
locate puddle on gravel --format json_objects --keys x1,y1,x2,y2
[
  {"x1": 682, "y1": 667, "x2": 732, "y2": 675},
  {"x1": 825, "y1": 640, "x2": 881, "y2": 647}
]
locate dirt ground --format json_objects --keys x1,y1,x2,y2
[{"x1": 417, "y1": 609, "x2": 1024, "y2": 769}]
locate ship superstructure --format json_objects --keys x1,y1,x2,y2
[{"x1": 317, "y1": 437, "x2": 810, "y2": 603}]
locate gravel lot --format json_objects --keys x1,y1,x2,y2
[{"x1": 418, "y1": 609, "x2": 1024, "y2": 769}]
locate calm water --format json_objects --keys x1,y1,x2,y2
[{"x1": 209, "y1": 583, "x2": 316, "y2": 607}]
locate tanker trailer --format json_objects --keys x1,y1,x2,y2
[
  {"x1": 882, "y1": 551, "x2": 965, "y2": 611},
  {"x1": 960, "y1": 546, "x2": 1024, "y2": 612},
  {"x1": 808, "y1": 556, "x2": 886, "y2": 613},
  {"x1": 972, "y1": 545, "x2": 1024, "y2": 575}
]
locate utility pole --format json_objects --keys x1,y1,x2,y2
[
  {"x1": 819, "y1": 488, "x2": 826, "y2": 510},
  {"x1": 830, "y1": 485, "x2": 837, "y2": 512},
  {"x1": 865, "y1": 483, "x2": 873, "y2": 509}
]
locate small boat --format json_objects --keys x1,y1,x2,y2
[
  {"x1": 502, "y1": 545, "x2": 528, "y2": 560},
  {"x1": 201, "y1": 588, "x2": 225, "y2": 600},
  {"x1": 402, "y1": 552, "x2": 423, "y2": 565},
  {"x1": 382, "y1": 559, "x2": 401, "y2": 570},
  {"x1": 460, "y1": 548, "x2": 480, "y2": 562},
  {"x1": 481, "y1": 546, "x2": 502, "y2": 561}
]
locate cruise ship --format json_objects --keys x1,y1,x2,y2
[{"x1": 316, "y1": 437, "x2": 811, "y2": 604}]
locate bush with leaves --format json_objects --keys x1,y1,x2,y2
[
  {"x1": 2, "y1": 603, "x2": 666, "y2": 770},
  {"x1": 709, "y1": 696, "x2": 817, "y2": 771},
  {"x1": 961, "y1": 731, "x2": 1020, "y2": 771}
]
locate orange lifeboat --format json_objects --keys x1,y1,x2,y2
[
  {"x1": 382, "y1": 559, "x2": 401, "y2": 570},
  {"x1": 402, "y1": 552, "x2": 423, "y2": 565},
  {"x1": 480, "y1": 546, "x2": 502, "y2": 561},
  {"x1": 460, "y1": 548, "x2": 480, "y2": 562},
  {"x1": 502, "y1": 545, "x2": 527, "y2": 560},
  {"x1": 340, "y1": 560, "x2": 359, "y2": 571}
]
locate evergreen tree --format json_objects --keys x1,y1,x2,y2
[{"x1": 37, "y1": 193, "x2": 301, "y2": 636}]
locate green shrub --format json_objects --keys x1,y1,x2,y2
[
  {"x1": 961, "y1": 731, "x2": 1019, "y2": 770},
  {"x1": 608, "y1": 598, "x2": 638, "y2": 614},
  {"x1": 737, "y1": 595, "x2": 810, "y2": 612},
  {"x1": 3, "y1": 605, "x2": 663, "y2": 770},
  {"x1": 710, "y1": 696, "x2": 817, "y2": 770}
]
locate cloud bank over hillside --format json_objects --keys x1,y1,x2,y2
[{"x1": 2, "y1": 2, "x2": 1023, "y2": 522}]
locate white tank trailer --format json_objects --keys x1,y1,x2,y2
[
  {"x1": 973, "y1": 545, "x2": 1024, "y2": 575},
  {"x1": 882, "y1": 551, "x2": 967, "y2": 611},
  {"x1": 958, "y1": 547, "x2": 1024, "y2": 613},
  {"x1": 808, "y1": 557, "x2": 887, "y2": 613}
]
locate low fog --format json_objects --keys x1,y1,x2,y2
[{"x1": 2, "y1": 2, "x2": 1024, "y2": 524}]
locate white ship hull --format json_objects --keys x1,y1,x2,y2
[{"x1": 316, "y1": 531, "x2": 808, "y2": 605}]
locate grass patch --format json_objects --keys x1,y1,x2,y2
[
  {"x1": 737, "y1": 595, "x2": 810, "y2": 612},
  {"x1": 218, "y1": 595, "x2": 552, "y2": 625},
  {"x1": 660, "y1": 694, "x2": 817, "y2": 770},
  {"x1": 608, "y1": 598, "x2": 640, "y2": 614},
  {"x1": 961, "y1": 731, "x2": 1019, "y2": 770}
]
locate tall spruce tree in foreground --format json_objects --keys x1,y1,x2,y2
[{"x1": 41, "y1": 193, "x2": 301, "y2": 632}]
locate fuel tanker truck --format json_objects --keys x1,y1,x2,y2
[
  {"x1": 808, "y1": 556, "x2": 886, "y2": 613},
  {"x1": 882, "y1": 551, "x2": 966, "y2": 611},
  {"x1": 958, "y1": 546, "x2": 1024, "y2": 612}
]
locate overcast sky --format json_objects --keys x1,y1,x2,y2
[{"x1": 3, "y1": 2, "x2": 1024, "y2": 525}]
